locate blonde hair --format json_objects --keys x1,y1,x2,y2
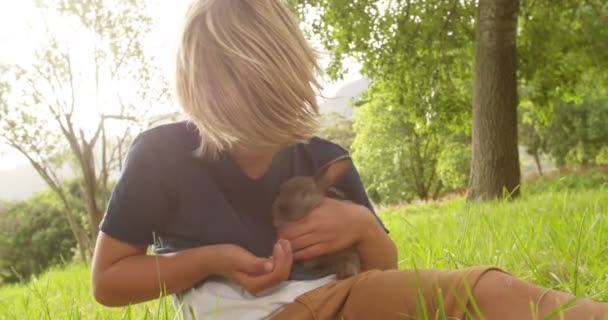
[{"x1": 176, "y1": 0, "x2": 321, "y2": 159}]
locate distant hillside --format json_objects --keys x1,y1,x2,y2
[
  {"x1": 0, "y1": 163, "x2": 48, "y2": 200},
  {"x1": 319, "y1": 78, "x2": 370, "y2": 117}
]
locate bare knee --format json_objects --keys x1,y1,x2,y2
[{"x1": 469, "y1": 271, "x2": 608, "y2": 320}]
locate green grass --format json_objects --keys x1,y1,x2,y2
[
  {"x1": 0, "y1": 264, "x2": 178, "y2": 319},
  {"x1": 384, "y1": 188, "x2": 608, "y2": 301},
  {"x1": 524, "y1": 166, "x2": 608, "y2": 196},
  {"x1": 1, "y1": 169, "x2": 607, "y2": 319}
]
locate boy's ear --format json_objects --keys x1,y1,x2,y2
[{"x1": 314, "y1": 156, "x2": 353, "y2": 193}]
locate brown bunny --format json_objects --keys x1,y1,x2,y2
[{"x1": 272, "y1": 155, "x2": 361, "y2": 279}]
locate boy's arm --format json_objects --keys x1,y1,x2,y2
[
  {"x1": 91, "y1": 232, "x2": 290, "y2": 307},
  {"x1": 354, "y1": 204, "x2": 399, "y2": 271}
]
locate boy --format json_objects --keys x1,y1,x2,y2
[{"x1": 92, "y1": 0, "x2": 608, "y2": 319}]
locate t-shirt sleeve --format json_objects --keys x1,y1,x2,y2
[
  {"x1": 311, "y1": 138, "x2": 389, "y2": 233},
  {"x1": 100, "y1": 132, "x2": 171, "y2": 245}
]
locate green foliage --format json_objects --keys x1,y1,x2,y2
[
  {"x1": 518, "y1": 106, "x2": 546, "y2": 157},
  {"x1": 516, "y1": 0, "x2": 608, "y2": 173},
  {"x1": 519, "y1": 99, "x2": 608, "y2": 171},
  {"x1": 436, "y1": 141, "x2": 471, "y2": 191},
  {"x1": 351, "y1": 87, "x2": 449, "y2": 204},
  {"x1": 351, "y1": 82, "x2": 474, "y2": 204},
  {"x1": 0, "y1": 191, "x2": 76, "y2": 285},
  {"x1": 523, "y1": 167, "x2": 608, "y2": 196},
  {"x1": 544, "y1": 100, "x2": 608, "y2": 166},
  {"x1": 518, "y1": 0, "x2": 608, "y2": 114},
  {"x1": 291, "y1": 0, "x2": 608, "y2": 125},
  {"x1": 317, "y1": 112, "x2": 355, "y2": 151},
  {"x1": 292, "y1": 0, "x2": 475, "y2": 130},
  {"x1": 596, "y1": 147, "x2": 608, "y2": 165}
]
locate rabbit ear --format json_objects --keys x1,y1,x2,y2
[{"x1": 314, "y1": 155, "x2": 353, "y2": 193}]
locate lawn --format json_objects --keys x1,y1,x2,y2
[{"x1": 1, "y1": 168, "x2": 607, "y2": 319}]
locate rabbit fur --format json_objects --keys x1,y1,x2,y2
[{"x1": 271, "y1": 156, "x2": 361, "y2": 279}]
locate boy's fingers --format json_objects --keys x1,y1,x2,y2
[
  {"x1": 236, "y1": 240, "x2": 294, "y2": 295},
  {"x1": 274, "y1": 239, "x2": 293, "y2": 278},
  {"x1": 272, "y1": 240, "x2": 285, "y2": 262},
  {"x1": 293, "y1": 242, "x2": 329, "y2": 261},
  {"x1": 229, "y1": 247, "x2": 273, "y2": 275},
  {"x1": 288, "y1": 233, "x2": 324, "y2": 251},
  {"x1": 242, "y1": 257, "x2": 274, "y2": 275},
  {"x1": 278, "y1": 222, "x2": 315, "y2": 241}
]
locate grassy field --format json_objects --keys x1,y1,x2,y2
[
  {"x1": 0, "y1": 264, "x2": 177, "y2": 319},
  {"x1": 1, "y1": 168, "x2": 607, "y2": 319}
]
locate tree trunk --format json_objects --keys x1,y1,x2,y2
[
  {"x1": 417, "y1": 188, "x2": 429, "y2": 201},
  {"x1": 59, "y1": 193, "x2": 93, "y2": 262},
  {"x1": 81, "y1": 142, "x2": 104, "y2": 238},
  {"x1": 432, "y1": 180, "x2": 443, "y2": 200},
  {"x1": 533, "y1": 150, "x2": 543, "y2": 176},
  {"x1": 16, "y1": 149, "x2": 92, "y2": 261},
  {"x1": 468, "y1": 0, "x2": 521, "y2": 200}
]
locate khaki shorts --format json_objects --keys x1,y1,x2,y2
[{"x1": 273, "y1": 266, "x2": 502, "y2": 320}]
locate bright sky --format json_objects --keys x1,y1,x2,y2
[{"x1": 0, "y1": 0, "x2": 361, "y2": 171}]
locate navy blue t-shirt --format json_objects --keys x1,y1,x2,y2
[{"x1": 100, "y1": 121, "x2": 387, "y2": 280}]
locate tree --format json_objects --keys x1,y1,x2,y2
[
  {"x1": 518, "y1": 105, "x2": 546, "y2": 176},
  {"x1": 289, "y1": 0, "x2": 512, "y2": 201},
  {"x1": 0, "y1": 0, "x2": 170, "y2": 259},
  {"x1": 518, "y1": 0, "x2": 608, "y2": 118},
  {"x1": 468, "y1": 0, "x2": 521, "y2": 200},
  {"x1": 545, "y1": 99, "x2": 608, "y2": 167},
  {"x1": 290, "y1": 0, "x2": 608, "y2": 202},
  {"x1": 290, "y1": 0, "x2": 475, "y2": 131},
  {"x1": 351, "y1": 87, "x2": 448, "y2": 203},
  {"x1": 289, "y1": 0, "x2": 476, "y2": 202},
  {"x1": 517, "y1": 0, "x2": 608, "y2": 175}
]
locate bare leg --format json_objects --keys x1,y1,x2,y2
[{"x1": 470, "y1": 271, "x2": 608, "y2": 320}]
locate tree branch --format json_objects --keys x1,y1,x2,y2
[
  {"x1": 103, "y1": 114, "x2": 138, "y2": 122},
  {"x1": 30, "y1": 66, "x2": 67, "y2": 120},
  {"x1": 65, "y1": 52, "x2": 76, "y2": 117}
]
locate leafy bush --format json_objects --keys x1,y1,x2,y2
[
  {"x1": 596, "y1": 146, "x2": 608, "y2": 165},
  {"x1": 436, "y1": 142, "x2": 471, "y2": 191},
  {"x1": 0, "y1": 191, "x2": 76, "y2": 284},
  {"x1": 545, "y1": 99, "x2": 608, "y2": 166},
  {"x1": 350, "y1": 79, "x2": 473, "y2": 204},
  {"x1": 352, "y1": 95, "x2": 443, "y2": 204}
]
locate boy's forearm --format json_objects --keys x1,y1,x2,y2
[
  {"x1": 356, "y1": 208, "x2": 399, "y2": 271},
  {"x1": 94, "y1": 246, "x2": 221, "y2": 307}
]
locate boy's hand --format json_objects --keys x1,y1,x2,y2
[
  {"x1": 215, "y1": 240, "x2": 293, "y2": 295},
  {"x1": 277, "y1": 198, "x2": 373, "y2": 261}
]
